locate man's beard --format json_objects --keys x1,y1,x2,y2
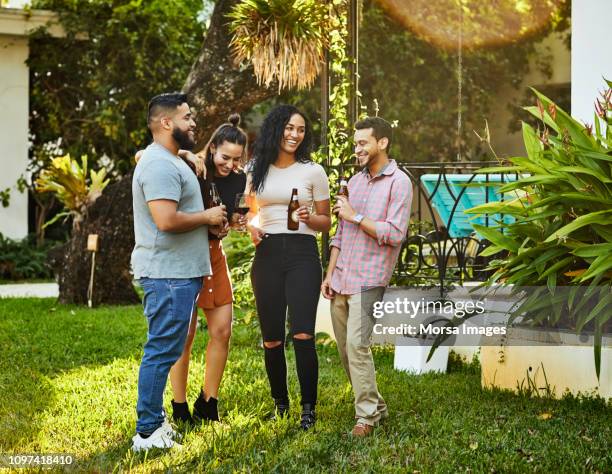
[
  {"x1": 172, "y1": 126, "x2": 195, "y2": 150},
  {"x1": 357, "y1": 151, "x2": 377, "y2": 168}
]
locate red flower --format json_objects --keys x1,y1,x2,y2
[
  {"x1": 536, "y1": 99, "x2": 545, "y2": 120},
  {"x1": 595, "y1": 99, "x2": 605, "y2": 119}
]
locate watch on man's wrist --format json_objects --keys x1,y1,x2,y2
[{"x1": 353, "y1": 213, "x2": 364, "y2": 225}]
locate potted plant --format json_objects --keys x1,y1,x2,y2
[{"x1": 463, "y1": 82, "x2": 612, "y2": 398}]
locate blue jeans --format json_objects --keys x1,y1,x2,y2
[{"x1": 136, "y1": 277, "x2": 202, "y2": 434}]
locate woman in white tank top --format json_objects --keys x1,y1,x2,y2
[{"x1": 245, "y1": 105, "x2": 331, "y2": 430}]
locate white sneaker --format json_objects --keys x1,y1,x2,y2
[
  {"x1": 132, "y1": 424, "x2": 182, "y2": 452},
  {"x1": 161, "y1": 419, "x2": 182, "y2": 440}
]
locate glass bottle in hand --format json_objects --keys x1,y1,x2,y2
[
  {"x1": 287, "y1": 188, "x2": 300, "y2": 231},
  {"x1": 206, "y1": 182, "x2": 227, "y2": 232},
  {"x1": 206, "y1": 182, "x2": 222, "y2": 208},
  {"x1": 338, "y1": 176, "x2": 349, "y2": 199}
]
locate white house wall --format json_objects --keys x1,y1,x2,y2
[
  {"x1": 489, "y1": 31, "x2": 571, "y2": 158},
  {"x1": 0, "y1": 34, "x2": 29, "y2": 239},
  {"x1": 571, "y1": 0, "x2": 612, "y2": 126},
  {"x1": 0, "y1": 7, "x2": 62, "y2": 240}
]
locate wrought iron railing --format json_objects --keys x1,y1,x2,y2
[{"x1": 322, "y1": 161, "x2": 520, "y2": 295}]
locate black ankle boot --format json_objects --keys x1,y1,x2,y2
[
  {"x1": 300, "y1": 403, "x2": 316, "y2": 430},
  {"x1": 272, "y1": 398, "x2": 290, "y2": 420},
  {"x1": 171, "y1": 400, "x2": 193, "y2": 424},
  {"x1": 193, "y1": 390, "x2": 219, "y2": 422}
]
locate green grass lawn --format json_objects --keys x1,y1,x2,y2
[{"x1": 1, "y1": 298, "x2": 610, "y2": 473}]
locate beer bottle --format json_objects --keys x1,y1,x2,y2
[
  {"x1": 207, "y1": 182, "x2": 229, "y2": 232},
  {"x1": 206, "y1": 182, "x2": 222, "y2": 209},
  {"x1": 287, "y1": 188, "x2": 300, "y2": 231},
  {"x1": 338, "y1": 176, "x2": 349, "y2": 199}
]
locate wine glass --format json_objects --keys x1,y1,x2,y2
[{"x1": 233, "y1": 193, "x2": 250, "y2": 231}]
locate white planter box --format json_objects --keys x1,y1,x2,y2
[
  {"x1": 481, "y1": 327, "x2": 612, "y2": 400},
  {"x1": 393, "y1": 336, "x2": 449, "y2": 374}
]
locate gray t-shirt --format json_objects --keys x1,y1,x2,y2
[{"x1": 131, "y1": 143, "x2": 211, "y2": 279}]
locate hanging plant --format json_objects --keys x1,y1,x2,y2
[{"x1": 228, "y1": 0, "x2": 331, "y2": 92}]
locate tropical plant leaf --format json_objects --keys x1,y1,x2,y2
[
  {"x1": 514, "y1": 288, "x2": 565, "y2": 315},
  {"x1": 467, "y1": 84, "x2": 612, "y2": 376},
  {"x1": 508, "y1": 156, "x2": 550, "y2": 175},
  {"x1": 576, "y1": 291, "x2": 612, "y2": 332},
  {"x1": 555, "y1": 166, "x2": 612, "y2": 183},
  {"x1": 42, "y1": 210, "x2": 70, "y2": 229},
  {"x1": 474, "y1": 166, "x2": 523, "y2": 174},
  {"x1": 497, "y1": 175, "x2": 559, "y2": 193},
  {"x1": 567, "y1": 285, "x2": 580, "y2": 310},
  {"x1": 579, "y1": 254, "x2": 612, "y2": 282},
  {"x1": 478, "y1": 244, "x2": 505, "y2": 257},
  {"x1": 572, "y1": 243, "x2": 612, "y2": 258},
  {"x1": 465, "y1": 199, "x2": 525, "y2": 216},
  {"x1": 592, "y1": 224, "x2": 612, "y2": 242},
  {"x1": 538, "y1": 256, "x2": 574, "y2": 280},
  {"x1": 531, "y1": 89, "x2": 595, "y2": 150},
  {"x1": 594, "y1": 324, "x2": 602, "y2": 380},
  {"x1": 505, "y1": 266, "x2": 538, "y2": 285},
  {"x1": 578, "y1": 150, "x2": 612, "y2": 163},
  {"x1": 531, "y1": 246, "x2": 567, "y2": 265},
  {"x1": 523, "y1": 105, "x2": 560, "y2": 134},
  {"x1": 472, "y1": 225, "x2": 519, "y2": 253},
  {"x1": 522, "y1": 122, "x2": 543, "y2": 163},
  {"x1": 544, "y1": 211, "x2": 612, "y2": 243},
  {"x1": 559, "y1": 193, "x2": 612, "y2": 206}
]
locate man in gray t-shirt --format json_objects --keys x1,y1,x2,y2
[
  {"x1": 131, "y1": 142, "x2": 210, "y2": 278},
  {"x1": 130, "y1": 93, "x2": 226, "y2": 452}
]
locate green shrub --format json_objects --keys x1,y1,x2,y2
[
  {"x1": 0, "y1": 234, "x2": 55, "y2": 281},
  {"x1": 468, "y1": 87, "x2": 612, "y2": 290},
  {"x1": 224, "y1": 231, "x2": 255, "y2": 269},
  {"x1": 466, "y1": 83, "x2": 612, "y2": 377},
  {"x1": 224, "y1": 231, "x2": 256, "y2": 322}
]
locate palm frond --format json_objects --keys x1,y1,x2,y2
[{"x1": 228, "y1": 0, "x2": 332, "y2": 92}]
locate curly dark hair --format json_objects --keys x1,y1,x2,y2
[{"x1": 250, "y1": 104, "x2": 313, "y2": 193}]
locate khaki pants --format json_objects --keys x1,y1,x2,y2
[{"x1": 330, "y1": 287, "x2": 387, "y2": 426}]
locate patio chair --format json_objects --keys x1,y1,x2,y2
[{"x1": 419, "y1": 173, "x2": 518, "y2": 239}]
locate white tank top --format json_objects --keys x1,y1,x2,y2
[{"x1": 254, "y1": 161, "x2": 330, "y2": 236}]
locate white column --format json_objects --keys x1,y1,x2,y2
[
  {"x1": 571, "y1": 0, "x2": 612, "y2": 125},
  {"x1": 0, "y1": 34, "x2": 29, "y2": 240}
]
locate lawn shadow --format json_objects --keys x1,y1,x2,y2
[{"x1": 0, "y1": 298, "x2": 146, "y2": 451}]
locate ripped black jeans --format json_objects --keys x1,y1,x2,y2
[{"x1": 251, "y1": 233, "x2": 322, "y2": 404}]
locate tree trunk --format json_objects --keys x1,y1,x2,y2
[
  {"x1": 52, "y1": 0, "x2": 276, "y2": 304},
  {"x1": 184, "y1": 0, "x2": 276, "y2": 146},
  {"x1": 49, "y1": 172, "x2": 139, "y2": 305}
]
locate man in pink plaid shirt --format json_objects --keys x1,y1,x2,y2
[{"x1": 321, "y1": 116, "x2": 412, "y2": 437}]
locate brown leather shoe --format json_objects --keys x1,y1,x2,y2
[{"x1": 351, "y1": 422, "x2": 374, "y2": 437}]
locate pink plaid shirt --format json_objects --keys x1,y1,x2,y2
[{"x1": 330, "y1": 160, "x2": 412, "y2": 295}]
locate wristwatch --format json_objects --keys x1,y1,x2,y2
[{"x1": 353, "y1": 213, "x2": 364, "y2": 225}]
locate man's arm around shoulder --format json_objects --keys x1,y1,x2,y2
[{"x1": 139, "y1": 159, "x2": 226, "y2": 232}]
